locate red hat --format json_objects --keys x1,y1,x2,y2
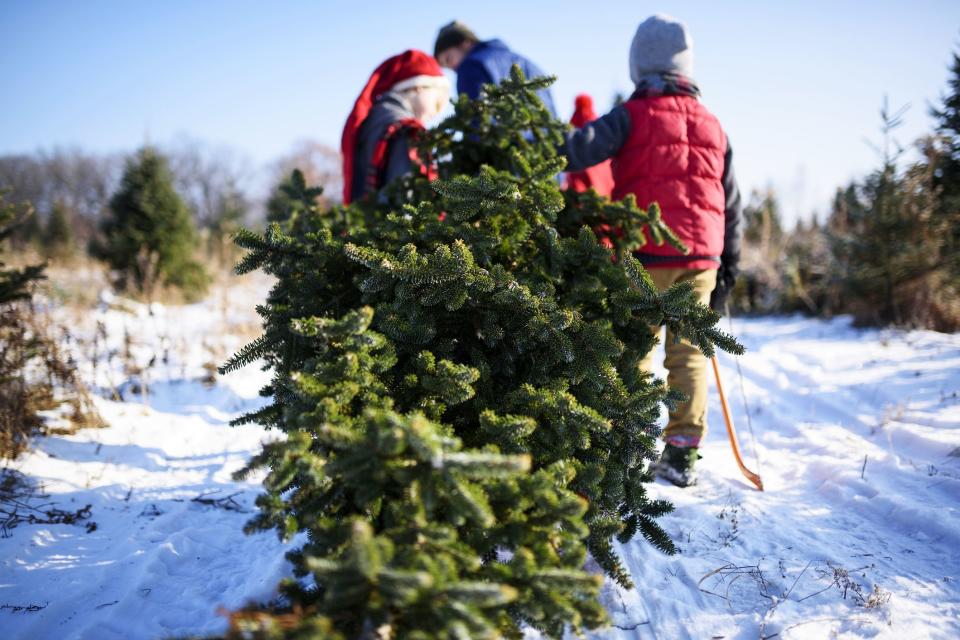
[
  {"x1": 571, "y1": 93, "x2": 598, "y2": 128},
  {"x1": 341, "y1": 49, "x2": 444, "y2": 204}
]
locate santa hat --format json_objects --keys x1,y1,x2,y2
[
  {"x1": 570, "y1": 93, "x2": 598, "y2": 128},
  {"x1": 341, "y1": 49, "x2": 445, "y2": 204}
]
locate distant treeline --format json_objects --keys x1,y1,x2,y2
[
  {"x1": 2, "y1": 51, "x2": 958, "y2": 329},
  {"x1": 0, "y1": 140, "x2": 342, "y2": 259},
  {"x1": 731, "y1": 62, "x2": 960, "y2": 331}
]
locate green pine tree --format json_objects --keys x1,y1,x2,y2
[
  {"x1": 208, "y1": 184, "x2": 247, "y2": 266},
  {"x1": 931, "y1": 47, "x2": 960, "y2": 280},
  {"x1": 10, "y1": 199, "x2": 42, "y2": 252},
  {"x1": 742, "y1": 189, "x2": 783, "y2": 247},
  {"x1": 727, "y1": 189, "x2": 786, "y2": 313},
  {"x1": 44, "y1": 200, "x2": 74, "y2": 259},
  {"x1": 1, "y1": 189, "x2": 47, "y2": 458},
  {"x1": 831, "y1": 99, "x2": 957, "y2": 328},
  {"x1": 265, "y1": 169, "x2": 324, "y2": 225},
  {"x1": 221, "y1": 67, "x2": 741, "y2": 638},
  {"x1": 1, "y1": 190, "x2": 102, "y2": 459},
  {"x1": 93, "y1": 147, "x2": 209, "y2": 300},
  {"x1": 0, "y1": 189, "x2": 45, "y2": 304},
  {"x1": 932, "y1": 49, "x2": 960, "y2": 200},
  {"x1": 780, "y1": 212, "x2": 838, "y2": 315}
]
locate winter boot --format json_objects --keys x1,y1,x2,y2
[{"x1": 653, "y1": 443, "x2": 700, "y2": 487}]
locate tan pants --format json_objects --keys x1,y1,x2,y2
[{"x1": 638, "y1": 268, "x2": 718, "y2": 443}]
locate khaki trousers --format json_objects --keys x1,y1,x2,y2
[{"x1": 638, "y1": 267, "x2": 718, "y2": 442}]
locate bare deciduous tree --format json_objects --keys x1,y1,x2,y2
[{"x1": 270, "y1": 140, "x2": 342, "y2": 207}]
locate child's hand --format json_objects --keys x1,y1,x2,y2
[{"x1": 710, "y1": 263, "x2": 737, "y2": 312}]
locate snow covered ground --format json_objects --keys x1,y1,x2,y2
[
  {"x1": 600, "y1": 318, "x2": 960, "y2": 640},
  {"x1": 2, "y1": 279, "x2": 959, "y2": 640}
]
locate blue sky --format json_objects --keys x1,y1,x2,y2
[{"x1": 2, "y1": 1, "x2": 958, "y2": 224}]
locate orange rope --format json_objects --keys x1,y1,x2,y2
[{"x1": 711, "y1": 355, "x2": 764, "y2": 491}]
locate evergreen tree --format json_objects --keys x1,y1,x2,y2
[
  {"x1": 827, "y1": 183, "x2": 864, "y2": 236},
  {"x1": 931, "y1": 49, "x2": 960, "y2": 203},
  {"x1": 0, "y1": 189, "x2": 45, "y2": 304},
  {"x1": 222, "y1": 68, "x2": 741, "y2": 638},
  {"x1": 10, "y1": 198, "x2": 42, "y2": 251},
  {"x1": 265, "y1": 169, "x2": 324, "y2": 225},
  {"x1": 209, "y1": 184, "x2": 247, "y2": 265},
  {"x1": 832, "y1": 99, "x2": 957, "y2": 328},
  {"x1": 1, "y1": 190, "x2": 102, "y2": 459},
  {"x1": 931, "y1": 47, "x2": 960, "y2": 280},
  {"x1": 44, "y1": 200, "x2": 73, "y2": 259},
  {"x1": 721, "y1": 189, "x2": 784, "y2": 314},
  {"x1": 1, "y1": 190, "x2": 46, "y2": 458},
  {"x1": 834, "y1": 101, "x2": 911, "y2": 325},
  {"x1": 742, "y1": 189, "x2": 783, "y2": 248},
  {"x1": 93, "y1": 147, "x2": 209, "y2": 300},
  {"x1": 780, "y1": 214, "x2": 837, "y2": 315}
]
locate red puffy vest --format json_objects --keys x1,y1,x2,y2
[{"x1": 612, "y1": 95, "x2": 727, "y2": 270}]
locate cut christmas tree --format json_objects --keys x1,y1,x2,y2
[{"x1": 221, "y1": 67, "x2": 742, "y2": 638}]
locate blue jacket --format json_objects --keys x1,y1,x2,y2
[{"x1": 457, "y1": 39, "x2": 557, "y2": 117}]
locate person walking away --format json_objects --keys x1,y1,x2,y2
[
  {"x1": 561, "y1": 14, "x2": 743, "y2": 487},
  {"x1": 342, "y1": 50, "x2": 449, "y2": 204},
  {"x1": 433, "y1": 21, "x2": 557, "y2": 117}
]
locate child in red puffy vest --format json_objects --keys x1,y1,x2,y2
[{"x1": 563, "y1": 14, "x2": 743, "y2": 487}]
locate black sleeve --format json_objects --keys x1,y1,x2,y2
[
  {"x1": 721, "y1": 136, "x2": 743, "y2": 267},
  {"x1": 563, "y1": 105, "x2": 632, "y2": 172}
]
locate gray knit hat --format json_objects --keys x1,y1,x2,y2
[
  {"x1": 629, "y1": 14, "x2": 694, "y2": 83},
  {"x1": 434, "y1": 21, "x2": 479, "y2": 58}
]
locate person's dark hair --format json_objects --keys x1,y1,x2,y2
[{"x1": 434, "y1": 20, "x2": 479, "y2": 58}]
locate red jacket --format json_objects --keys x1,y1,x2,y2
[{"x1": 612, "y1": 96, "x2": 727, "y2": 270}]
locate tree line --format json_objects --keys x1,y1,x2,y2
[
  {"x1": 0, "y1": 140, "x2": 341, "y2": 300},
  {"x1": 2, "y1": 51, "x2": 958, "y2": 328},
  {"x1": 726, "y1": 52, "x2": 960, "y2": 331}
]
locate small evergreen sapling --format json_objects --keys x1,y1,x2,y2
[
  {"x1": 931, "y1": 48, "x2": 960, "y2": 282},
  {"x1": 0, "y1": 191, "x2": 45, "y2": 304},
  {"x1": 830, "y1": 98, "x2": 959, "y2": 329},
  {"x1": 265, "y1": 169, "x2": 325, "y2": 225},
  {"x1": 1, "y1": 190, "x2": 102, "y2": 459},
  {"x1": 223, "y1": 68, "x2": 741, "y2": 637},
  {"x1": 0, "y1": 192, "x2": 47, "y2": 458},
  {"x1": 44, "y1": 200, "x2": 74, "y2": 259},
  {"x1": 93, "y1": 147, "x2": 209, "y2": 300}
]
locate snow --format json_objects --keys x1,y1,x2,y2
[
  {"x1": 2, "y1": 281, "x2": 959, "y2": 639},
  {"x1": 1, "y1": 275, "x2": 300, "y2": 640},
  {"x1": 596, "y1": 317, "x2": 960, "y2": 640}
]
